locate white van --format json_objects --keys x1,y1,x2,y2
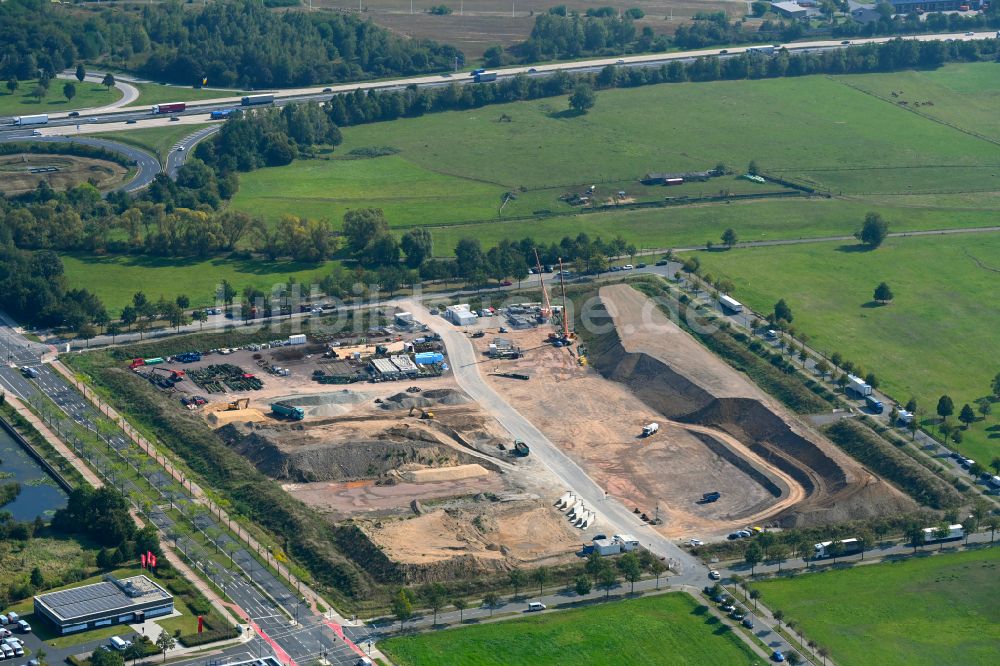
[
  {"x1": 527, "y1": 602, "x2": 546, "y2": 612},
  {"x1": 108, "y1": 636, "x2": 131, "y2": 651}
]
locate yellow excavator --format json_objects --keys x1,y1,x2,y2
[
  {"x1": 408, "y1": 406, "x2": 435, "y2": 420},
  {"x1": 227, "y1": 398, "x2": 250, "y2": 411}
]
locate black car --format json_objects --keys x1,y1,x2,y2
[
  {"x1": 126, "y1": 119, "x2": 137, "y2": 124},
  {"x1": 323, "y1": 88, "x2": 332, "y2": 92},
  {"x1": 68, "y1": 111, "x2": 80, "y2": 117}
]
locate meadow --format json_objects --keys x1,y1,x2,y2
[
  {"x1": 93, "y1": 123, "x2": 212, "y2": 161},
  {"x1": 0, "y1": 79, "x2": 122, "y2": 116},
  {"x1": 753, "y1": 548, "x2": 1000, "y2": 666},
  {"x1": 379, "y1": 592, "x2": 760, "y2": 666},
  {"x1": 62, "y1": 253, "x2": 338, "y2": 315},
  {"x1": 227, "y1": 62, "x2": 1000, "y2": 253},
  {"x1": 126, "y1": 82, "x2": 249, "y2": 108},
  {"x1": 693, "y1": 232, "x2": 1000, "y2": 463}
]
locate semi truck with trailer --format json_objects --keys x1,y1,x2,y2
[
  {"x1": 271, "y1": 402, "x2": 305, "y2": 420},
  {"x1": 865, "y1": 395, "x2": 884, "y2": 413},
  {"x1": 13, "y1": 114, "x2": 48, "y2": 126},
  {"x1": 641, "y1": 423, "x2": 660, "y2": 437},
  {"x1": 719, "y1": 295, "x2": 743, "y2": 313},
  {"x1": 152, "y1": 103, "x2": 186, "y2": 114},
  {"x1": 814, "y1": 537, "x2": 862, "y2": 559},
  {"x1": 241, "y1": 94, "x2": 275, "y2": 106}
]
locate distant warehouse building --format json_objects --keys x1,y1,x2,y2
[
  {"x1": 886, "y1": 0, "x2": 979, "y2": 11},
  {"x1": 770, "y1": 1, "x2": 810, "y2": 18},
  {"x1": 34, "y1": 575, "x2": 173, "y2": 635}
]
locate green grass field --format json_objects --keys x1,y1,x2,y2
[
  {"x1": 227, "y1": 62, "x2": 1000, "y2": 252},
  {"x1": 93, "y1": 123, "x2": 213, "y2": 160},
  {"x1": 693, "y1": 232, "x2": 1000, "y2": 463},
  {"x1": 380, "y1": 593, "x2": 761, "y2": 666},
  {"x1": 62, "y1": 253, "x2": 338, "y2": 315},
  {"x1": 0, "y1": 80, "x2": 122, "y2": 116},
  {"x1": 126, "y1": 82, "x2": 248, "y2": 108},
  {"x1": 754, "y1": 548, "x2": 1000, "y2": 666}
]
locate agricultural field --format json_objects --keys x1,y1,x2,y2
[
  {"x1": 0, "y1": 79, "x2": 122, "y2": 116},
  {"x1": 693, "y1": 232, "x2": 1000, "y2": 463},
  {"x1": 313, "y1": 0, "x2": 737, "y2": 59},
  {"x1": 93, "y1": 123, "x2": 213, "y2": 160},
  {"x1": 753, "y1": 548, "x2": 1000, "y2": 666},
  {"x1": 228, "y1": 63, "x2": 1000, "y2": 253},
  {"x1": 61, "y1": 253, "x2": 338, "y2": 315},
  {"x1": 380, "y1": 592, "x2": 760, "y2": 666}
]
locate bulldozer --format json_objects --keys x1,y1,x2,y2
[
  {"x1": 408, "y1": 406, "x2": 435, "y2": 420},
  {"x1": 227, "y1": 398, "x2": 250, "y2": 411}
]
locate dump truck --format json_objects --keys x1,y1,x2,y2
[
  {"x1": 271, "y1": 402, "x2": 304, "y2": 420},
  {"x1": 642, "y1": 423, "x2": 660, "y2": 437},
  {"x1": 514, "y1": 440, "x2": 530, "y2": 456}
]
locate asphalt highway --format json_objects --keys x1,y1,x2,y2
[{"x1": 1, "y1": 30, "x2": 994, "y2": 137}]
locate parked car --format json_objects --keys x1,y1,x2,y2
[
  {"x1": 689, "y1": 538, "x2": 704, "y2": 547},
  {"x1": 637, "y1": 263, "x2": 647, "y2": 268},
  {"x1": 771, "y1": 651, "x2": 785, "y2": 663},
  {"x1": 742, "y1": 617, "x2": 754, "y2": 629},
  {"x1": 14, "y1": 621, "x2": 29, "y2": 634},
  {"x1": 527, "y1": 602, "x2": 546, "y2": 612},
  {"x1": 708, "y1": 570, "x2": 721, "y2": 580},
  {"x1": 721, "y1": 603, "x2": 735, "y2": 612},
  {"x1": 1, "y1": 644, "x2": 14, "y2": 659}
]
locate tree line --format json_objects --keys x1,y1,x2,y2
[{"x1": 0, "y1": 0, "x2": 461, "y2": 87}]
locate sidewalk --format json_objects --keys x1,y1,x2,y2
[
  {"x1": 4, "y1": 392, "x2": 251, "y2": 656},
  {"x1": 52, "y1": 361, "x2": 351, "y2": 625}
]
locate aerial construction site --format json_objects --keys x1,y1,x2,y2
[{"x1": 133, "y1": 274, "x2": 914, "y2": 584}]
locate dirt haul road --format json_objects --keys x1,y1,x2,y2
[
  {"x1": 401, "y1": 299, "x2": 706, "y2": 576},
  {"x1": 593, "y1": 283, "x2": 915, "y2": 527}
]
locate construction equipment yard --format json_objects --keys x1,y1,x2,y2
[{"x1": 127, "y1": 281, "x2": 916, "y2": 584}]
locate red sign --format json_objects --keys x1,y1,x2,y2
[
  {"x1": 141, "y1": 553, "x2": 147, "y2": 568},
  {"x1": 197, "y1": 615, "x2": 204, "y2": 634}
]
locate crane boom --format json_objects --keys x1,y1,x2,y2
[
  {"x1": 534, "y1": 249, "x2": 552, "y2": 319},
  {"x1": 557, "y1": 257, "x2": 571, "y2": 339}
]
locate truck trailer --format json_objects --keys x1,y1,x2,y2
[
  {"x1": 152, "y1": 103, "x2": 186, "y2": 114},
  {"x1": 922, "y1": 524, "x2": 963, "y2": 544},
  {"x1": 718, "y1": 295, "x2": 743, "y2": 313},
  {"x1": 814, "y1": 537, "x2": 862, "y2": 559},
  {"x1": 474, "y1": 72, "x2": 498, "y2": 83},
  {"x1": 846, "y1": 374, "x2": 872, "y2": 397},
  {"x1": 241, "y1": 94, "x2": 275, "y2": 106},
  {"x1": 13, "y1": 114, "x2": 48, "y2": 126},
  {"x1": 209, "y1": 108, "x2": 239, "y2": 120},
  {"x1": 271, "y1": 402, "x2": 305, "y2": 421}
]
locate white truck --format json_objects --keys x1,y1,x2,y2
[
  {"x1": 922, "y1": 524, "x2": 963, "y2": 544},
  {"x1": 814, "y1": 537, "x2": 862, "y2": 558},
  {"x1": 718, "y1": 295, "x2": 743, "y2": 313},
  {"x1": 642, "y1": 422, "x2": 660, "y2": 437},
  {"x1": 13, "y1": 114, "x2": 48, "y2": 126},
  {"x1": 846, "y1": 374, "x2": 872, "y2": 397}
]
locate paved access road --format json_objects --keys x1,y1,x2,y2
[
  {"x1": 0, "y1": 322, "x2": 371, "y2": 666},
  {"x1": 2, "y1": 30, "x2": 993, "y2": 137}
]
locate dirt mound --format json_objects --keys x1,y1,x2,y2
[
  {"x1": 215, "y1": 423, "x2": 491, "y2": 483},
  {"x1": 379, "y1": 388, "x2": 472, "y2": 410},
  {"x1": 271, "y1": 390, "x2": 371, "y2": 418},
  {"x1": 592, "y1": 284, "x2": 916, "y2": 527}
]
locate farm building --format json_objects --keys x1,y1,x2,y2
[
  {"x1": 770, "y1": 1, "x2": 811, "y2": 18},
  {"x1": 34, "y1": 575, "x2": 173, "y2": 635}
]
